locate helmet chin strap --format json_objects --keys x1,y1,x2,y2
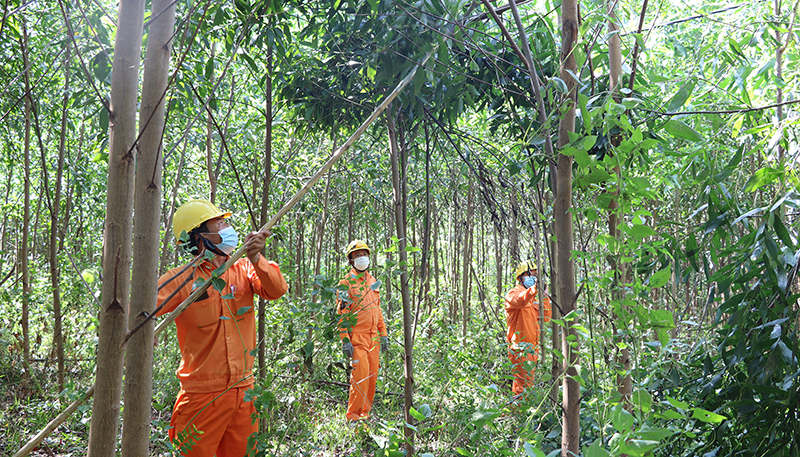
[{"x1": 200, "y1": 236, "x2": 229, "y2": 258}]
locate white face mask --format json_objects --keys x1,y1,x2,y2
[
  {"x1": 353, "y1": 256, "x2": 370, "y2": 271},
  {"x1": 216, "y1": 226, "x2": 239, "y2": 255}
]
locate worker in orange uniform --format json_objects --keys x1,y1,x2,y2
[
  {"x1": 505, "y1": 261, "x2": 551, "y2": 395},
  {"x1": 337, "y1": 240, "x2": 388, "y2": 422},
  {"x1": 157, "y1": 198, "x2": 288, "y2": 456}
]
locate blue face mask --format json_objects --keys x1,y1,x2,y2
[
  {"x1": 216, "y1": 226, "x2": 239, "y2": 254},
  {"x1": 522, "y1": 276, "x2": 536, "y2": 289}
]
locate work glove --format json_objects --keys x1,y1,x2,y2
[
  {"x1": 381, "y1": 336, "x2": 389, "y2": 353},
  {"x1": 342, "y1": 341, "x2": 354, "y2": 359}
]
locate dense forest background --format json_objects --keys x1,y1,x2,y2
[{"x1": 1, "y1": 0, "x2": 798, "y2": 455}]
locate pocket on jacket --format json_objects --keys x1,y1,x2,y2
[{"x1": 184, "y1": 297, "x2": 222, "y2": 328}]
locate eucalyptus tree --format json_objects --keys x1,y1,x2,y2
[
  {"x1": 87, "y1": 0, "x2": 144, "y2": 455},
  {"x1": 120, "y1": 0, "x2": 175, "y2": 453}
]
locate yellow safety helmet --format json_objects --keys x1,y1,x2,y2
[
  {"x1": 345, "y1": 239, "x2": 370, "y2": 258},
  {"x1": 172, "y1": 198, "x2": 232, "y2": 244},
  {"x1": 513, "y1": 261, "x2": 537, "y2": 280}
]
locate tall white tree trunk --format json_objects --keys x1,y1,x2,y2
[
  {"x1": 556, "y1": 0, "x2": 580, "y2": 452},
  {"x1": 87, "y1": 0, "x2": 145, "y2": 455},
  {"x1": 121, "y1": 0, "x2": 174, "y2": 453}
]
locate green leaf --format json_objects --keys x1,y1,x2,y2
[
  {"x1": 523, "y1": 442, "x2": 546, "y2": 457},
  {"x1": 629, "y1": 225, "x2": 657, "y2": 240},
  {"x1": 611, "y1": 403, "x2": 634, "y2": 432},
  {"x1": 649, "y1": 267, "x2": 671, "y2": 288},
  {"x1": 236, "y1": 306, "x2": 252, "y2": 315},
  {"x1": 664, "y1": 120, "x2": 704, "y2": 141},
  {"x1": 212, "y1": 277, "x2": 227, "y2": 293},
  {"x1": 507, "y1": 161, "x2": 524, "y2": 176},
  {"x1": 221, "y1": 294, "x2": 234, "y2": 299},
  {"x1": 691, "y1": 407, "x2": 726, "y2": 423},
  {"x1": 302, "y1": 340, "x2": 314, "y2": 356},
  {"x1": 631, "y1": 390, "x2": 653, "y2": 413},
  {"x1": 584, "y1": 438, "x2": 609, "y2": 457},
  {"x1": 744, "y1": 167, "x2": 782, "y2": 192},
  {"x1": 772, "y1": 216, "x2": 795, "y2": 249},
  {"x1": 660, "y1": 409, "x2": 685, "y2": 420},
  {"x1": 620, "y1": 439, "x2": 660, "y2": 456},
  {"x1": 666, "y1": 81, "x2": 695, "y2": 112},
  {"x1": 409, "y1": 407, "x2": 427, "y2": 422}
]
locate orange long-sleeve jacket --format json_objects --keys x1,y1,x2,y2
[
  {"x1": 505, "y1": 283, "x2": 552, "y2": 348},
  {"x1": 157, "y1": 256, "x2": 287, "y2": 392},
  {"x1": 337, "y1": 269, "x2": 387, "y2": 342}
]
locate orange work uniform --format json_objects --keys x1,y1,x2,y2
[
  {"x1": 337, "y1": 268, "x2": 387, "y2": 421},
  {"x1": 157, "y1": 256, "x2": 287, "y2": 456},
  {"x1": 505, "y1": 283, "x2": 552, "y2": 394}
]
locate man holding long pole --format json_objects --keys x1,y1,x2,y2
[{"x1": 156, "y1": 198, "x2": 288, "y2": 456}]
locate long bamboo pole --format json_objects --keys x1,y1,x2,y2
[{"x1": 13, "y1": 50, "x2": 434, "y2": 457}]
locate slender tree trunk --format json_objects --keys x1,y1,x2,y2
[
  {"x1": 775, "y1": 0, "x2": 785, "y2": 161},
  {"x1": 206, "y1": 44, "x2": 217, "y2": 202},
  {"x1": 432, "y1": 203, "x2": 440, "y2": 300},
  {"x1": 160, "y1": 138, "x2": 186, "y2": 274},
  {"x1": 388, "y1": 106, "x2": 415, "y2": 455},
  {"x1": 20, "y1": 19, "x2": 32, "y2": 393},
  {"x1": 295, "y1": 211, "x2": 304, "y2": 298},
  {"x1": 414, "y1": 127, "x2": 432, "y2": 329},
  {"x1": 258, "y1": 45, "x2": 273, "y2": 386},
  {"x1": 461, "y1": 180, "x2": 475, "y2": 340},
  {"x1": 450, "y1": 209, "x2": 461, "y2": 325},
  {"x1": 548, "y1": 218, "x2": 561, "y2": 405},
  {"x1": 348, "y1": 183, "x2": 355, "y2": 241},
  {"x1": 386, "y1": 208, "x2": 394, "y2": 316},
  {"x1": 306, "y1": 167, "x2": 333, "y2": 373},
  {"x1": 51, "y1": 34, "x2": 71, "y2": 393},
  {"x1": 556, "y1": 0, "x2": 581, "y2": 451},
  {"x1": 509, "y1": 191, "x2": 519, "y2": 261},
  {"x1": 120, "y1": 0, "x2": 172, "y2": 454},
  {"x1": 608, "y1": 0, "x2": 633, "y2": 410},
  {"x1": 87, "y1": 0, "x2": 145, "y2": 455},
  {"x1": 494, "y1": 222, "x2": 502, "y2": 298}
]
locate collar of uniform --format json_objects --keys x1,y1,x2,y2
[{"x1": 350, "y1": 269, "x2": 369, "y2": 280}]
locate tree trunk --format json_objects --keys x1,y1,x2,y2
[
  {"x1": 388, "y1": 106, "x2": 415, "y2": 455},
  {"x1": 608, "y1": 0, "x2": 632, "y2": 410},
  {"x1": 414, "y1": 127, "x2": 433, "y2": 330},
  {"x1": 258, "y1": 45, "x2": 273, "y2": 385},
  {"x1": 386, "y1": 207, "x2": 394, "y2": 316},
  {"x1": 50, "y1": 34, "x2": 71, "y2": 393},
  {"x1": 774, "y1": 0, "x2": 785, "y2": 161},
  {"x1": 461, "y1": 180, "x2": 475, "y2": 340},
  {"x1": 206, "y1": 43, "x2": 217, "y2": 203},
  {"x1": 20, "y1": 18, "x2": 32, "y2": 393},
  {"x1": 548, "y1": 218, "x2": 561, "y2": 405},
  {"x1": 295, "y1": 211, "x2": 304, "y2": 298},
  {"x1": 494, "y1": 221, "x2": 503, "y2": 298},
  {"x1": 87, "y1": 0, "x2": 145, "y2": 455},
  {"x1": 556, "y1": 0, "x2": 580, "y2": 452},
  {"x1": 509, "y1": 190, "x2": 519, "y2": 261},
  {"x1": 120, "y1": 0, "x2": 172, "y2": 454},
  {"x1": 348, "y1": 182, "x2": 355, "y2": 241},
  {"x1": 160, "y1": 137, "x2": 187, "y2": 274},
  {"x1": 432, "y1": 202, "x2": 440, "y2": 300}
]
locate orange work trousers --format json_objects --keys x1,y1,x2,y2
[
  {"x1": 346, "y1": 332, "x2": 380, "y2": 421},
  {"x1": 169, "y1": 386, "x2": 258, "y2": 457},
  {"x1": 509, "y1": 347, "x2": 538, "y2": 395}
]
